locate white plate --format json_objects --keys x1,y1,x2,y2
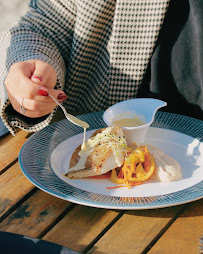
[
  {"x1": 19, "y1": 111, "x2": 203, "y2": 209},
  {"x1": 51, "y1": 128, "x2": 203, "y2": 198}
]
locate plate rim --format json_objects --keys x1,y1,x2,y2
[{"x1": 19, "y1": 111, "x2": 203, "y2": 210}]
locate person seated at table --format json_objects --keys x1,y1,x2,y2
[{"x1": 0, "y1": 0, "x2": 202, "y2": 135}]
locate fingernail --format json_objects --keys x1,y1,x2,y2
[
  {"x1": 58, "y1": 98, "x2": 67, "y2": 103},
  {"x1": 57, "y1": 93, "x2": 67, "y2": 100},
  {"x1": 32, "y1": 75, "x2": 42, "y2": 81},
  {"x1": 38, "y1": 90, "x2": 49, "y2": 96}
]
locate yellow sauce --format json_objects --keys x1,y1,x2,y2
[
  {"x1": 81, "y1": 127, "x2": 87, "y2": 151},
  {"x1": 112, "y1": 115, "x2": 145, "y2": 127}
]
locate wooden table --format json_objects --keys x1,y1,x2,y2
[{"x1": 1, "y1": 127, "x2": 203, "y2": 254}]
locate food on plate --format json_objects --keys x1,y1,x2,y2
[
  {"x1": 145, "y1": 144, "x2": 182, "y2": 182},
  {"x1": 110, "y1": 146, "x2": 155, "y2": 188},
  {"x1": 64, "y1": 126, "x2": 182, "y2": 188},
  {"x1": 65, "y1": 126, "x2": 128, "y2": 179}
]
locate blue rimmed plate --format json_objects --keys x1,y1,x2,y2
[{"x1": 19, "y1": 111, "x2": 203, "y2": 210}]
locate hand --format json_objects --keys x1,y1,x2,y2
[{"x1": 5, "y1": 60, "x2": 67, "y2": 118}]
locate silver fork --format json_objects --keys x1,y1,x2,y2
[{"x1": 49, "y1": 94, "x2": 89, "y2": 129}]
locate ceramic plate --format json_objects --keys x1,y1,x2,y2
[{"x1": 19, "y1": 111, "x2": 203, "y2": 210}]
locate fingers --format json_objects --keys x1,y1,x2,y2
[
  {"x1": 21, "y1": 91, "x2": 67, "y2": 118},
  {"x1": 7, "y1": 91, "x2": 55, "y2": 118},
  {"x1": 22, "y1": 92, "x2": 67, "y2": 112},
  {"x1": 8, "y1": 89, "x2": 67, "y2": 118},
  {"x1": 21, "y1": 97, "x2": 54, "y2": 111},
  {"x1": 21, "y1": 100, "x2": 57, "y2": 118}
]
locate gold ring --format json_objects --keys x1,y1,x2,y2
[{"x1": 20, "y1": 98, "x2": 27, "y2": 114}]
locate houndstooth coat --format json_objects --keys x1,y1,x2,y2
[{"x1": 0, "y1": 0, "x2": 172, "y2": 135}]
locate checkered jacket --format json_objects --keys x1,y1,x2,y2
[{"x1": 0, "y1": 0, "x2": 170, "y2": 135}]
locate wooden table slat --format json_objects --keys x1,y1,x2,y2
[
  {"x1": 0, "y1": 190, "x2": 72, "y2": 238},
  {"x1": 148, "y1": 199, "x2": 203, "y2": 254},
  {"x1": 42, "y1": 206, "x2": 123, "y2": 253},
  {"x1": 87, "y1": 206, "x2": 184, "y2": 254},
  {"x1": 0, "y1": 162, "x2": 34, "y2": 219},
  {"x1": 0, "y1": 131, "x2": 29, "y2": 172}
]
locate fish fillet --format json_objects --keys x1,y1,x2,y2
[{"x1": 65, "y1": 126, "x2": 127, "y2": 179}]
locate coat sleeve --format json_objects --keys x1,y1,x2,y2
[{"x1": 0, "y1": 0, "x2": 76, "y2": 135}]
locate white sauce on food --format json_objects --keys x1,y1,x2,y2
[
  {"x1": 66, "y1": 127, "x2": 127, "y2": 173},
  {"x1": 81, "y1": 127, "x2": 87, "y2": 151}
]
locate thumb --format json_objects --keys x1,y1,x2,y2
[
  {"x1": 31, "y1": 60, "x2": 57, "y2": 86},
  {"x1": 31, "y1": 60, "x2": 67, "y2": 103}
]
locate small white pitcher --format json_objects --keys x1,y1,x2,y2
[{"x1": 103, "y1": 98, "x2": 167, "y2": 145}]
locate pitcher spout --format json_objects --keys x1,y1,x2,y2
[{"x1": 146, "y1": 99, "x2": 167, "y2": 124}]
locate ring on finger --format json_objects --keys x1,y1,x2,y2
[{"x1": 20, "y1": 98, "x2": 27, "y2": 114}]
